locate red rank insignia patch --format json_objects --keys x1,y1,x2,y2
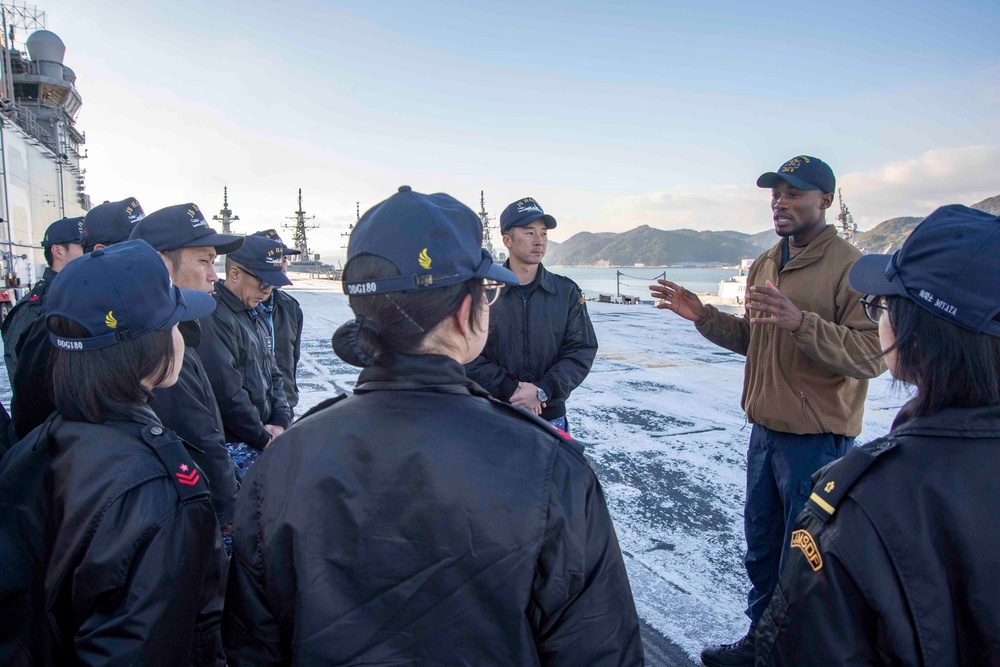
[
  {"x1": 29, "y1": 294, "x2": 40, "y2": 302},
  {"x1": 176, "y1": 463, "x2": 200, "y2": 486}
]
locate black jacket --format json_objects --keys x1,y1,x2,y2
[
  {"x1": 223, "y1": 353, "x2": 642, "y2": 666},
  {"x1": 199, "y1": 283, "x2": 291, "y2": 449},
  {"x1": 259, "y1": 288, "x2": 303, "y2": 411},
  {"x1": 10, "y1": 312, "x2": 55, "y2": 440},
  {"x1": 466, "y1": 263, "x2": 597, "y2": 420},
  {"x1": 1, "y1": 266, "x2": 55, "y2": 383},
  {"x1": 0, "y1": 404, "x2": 227, "y2": 666},
  {"x1": 757, "y1": 402, "x2": 1000, "y2": 666},
  {"x1": 151, "y1": 319, "x2": 241, "y2": 525}
]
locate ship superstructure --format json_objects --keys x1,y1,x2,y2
[
  {"x1": 282, "y1": 189, "x2": 330, "y2": 273},
  {"x1": 479, "y1": 191, "x2": 507, "y2": 264},
  {"x1": 0, "y1": 5, "x2": 89, "y2": 285},
  {"x1": 837, "y1": 189, "x2": 857, "y2": 242}
]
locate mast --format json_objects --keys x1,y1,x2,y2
[
  {"x1": 836, "y1": 188, "x2": 857, "y2": 241},
  {"x1": 341, "y1": 201, "x2": 357, "y2": 250},
  {"x1": 212, "y1": 186, "x2": 239, "y2": 234},
  {"x1": 479, "y1": 190, "x2": 496, "y2": 256},
  {"x1": 283, "y1": 188, "x2": 316, "y2": 258}
]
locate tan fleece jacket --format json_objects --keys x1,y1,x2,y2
[{"x1": 696, "y1": 226, "x2": 886, "y2": 437}]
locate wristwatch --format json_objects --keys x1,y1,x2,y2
[{"x1": 536, "y1": 387, "x2": 549, "y2": 403}]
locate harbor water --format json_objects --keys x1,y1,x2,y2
[{"x1": 553, "y1": 267, "x2": 738, "y2": 299}]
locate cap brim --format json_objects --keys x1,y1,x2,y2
[
  {"x1": 174, "y1": 288, "x2": 217, "y2": 323},
  {"x1": 485, "y1": 262, "x2": 519, "y2": 286},
  {"x1": 756, "y1": 172, "x2": 820, "y2": 191},
  {"x1": 501, "y1": 213, "x2": 558, "y2": 233},
  {"x1": 255, "y1": 267, "x2": 293, "y2": 288},
  {"x1": 848, "y1": 253, "x2": 903, "y2": 296},
  {"x1": 282, "y1": 246, "x2": 303, "y2": 256},
  {"x1": 186, "y1": 232, "x2": 245, "y2": 255}
]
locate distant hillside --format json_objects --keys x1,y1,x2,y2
[
  {"x1": 854, "y1": 216, "x2": 924, "y2": 254},
  {"x1": 972, "y1": 195, "x2": 1000, "y2": 216},
  {"x1": 546, "y1": 225, "x2": 761, "y2": 266},
  {"x1": 853, "y1": 193, "x2": 999, "y2": 255},
  {"x1": 746, "y1": 229, "x2": 778, "y2": 250}
]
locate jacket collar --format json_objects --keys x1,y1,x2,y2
[
  {"x1": 355, "y1": 353, "x2": 491, "y2": 398},
  {"x1": 42, "y1": 267, "x2": 57, "y2": 283},
  {"x1": 215, "y1": 281, "x2": 253, "y2": 313},
  {"x1": 105, "y1": 400, "x2": 164, "y2": 427},
  {"x1": 890, "y1": 400, "x2": 1000, "y2": 440},
  {"x1": 502, "y1": 260, "x2": 557, "y2": 295},
  {"x1": 765, "y1": 225, "x2": 838, "y2": 271}
]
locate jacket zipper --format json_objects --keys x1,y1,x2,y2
[{"x1": 800, "y1": 391, "x2": 830, "y2": 433}]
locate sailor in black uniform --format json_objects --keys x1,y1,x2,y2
[
  {"x1": 0, "y1": 240, "x2": 227, "y2": 666},
  {"x1": 223, "y1": 186, "x2": 644, "y2": 665}
]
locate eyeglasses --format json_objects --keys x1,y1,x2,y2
[
  {"x1": 483, "y1": 280, "x2": 505, "y2": 306},
  {"x1": 238, "y1": 267, "x2": 272, "y2": 291},
  {"x1": 860, "y1": 295, "x2": 887, "y2": 324}
]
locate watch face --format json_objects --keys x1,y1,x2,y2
[{"x1": 537, "y1": 388, "x2": 548, "y2": 402}]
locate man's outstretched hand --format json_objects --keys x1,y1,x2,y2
[{"x1": 650, "y1": 279, "x2": 708, "y2": 323}]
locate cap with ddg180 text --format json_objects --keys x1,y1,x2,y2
[
  {"x1": 344, "y1": 185, "x2": 518, "y2": 296},
  {"x1": 252, "y1": 228, "x2": 302, "y2": 256},
  {"x1": 499, "y1": 197, "x2": 557, "y2": 234},
  {"x1": 42, "y1": 216, "x2": 84, "y2": 248},
  {"x1": 757, "y1": 156, "x2": 836, "y2": 194},
  {"x1": 45, "y1": 239, "x2": 217, "y2": 352},
  {"x1": 82, "y1": 197, "x2": 145, "y2": 249},
  {"x1": 849, "y1": 204, "x2": 1000, "y2": 337},
  {"x1": 131, "y1": 203, "x2": 244, "y2": 254},
  {"x1": 227, "y1": 235, "x2": 292, "y2": 287}
]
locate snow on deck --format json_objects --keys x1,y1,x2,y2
[
  {"x1": 284, "y1": 279, "x2": 907, "y2": 660},
  {"x1": 0, "y1": 278, "x2": 909, "y2": 661}
]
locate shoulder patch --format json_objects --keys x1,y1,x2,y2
[
  {"x1": 140, "y1": 424, "x2": 210, "y2": 502},
  {"x1": 790, "y1": 529, "x2": 823, "y2": 571},
  {"x1": 807, "y1": 437, "x2": 897, "y2": 523}
]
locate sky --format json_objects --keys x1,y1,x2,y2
[{"x1": 25, "y1": 0, "x2": 1000, "y2": 259}]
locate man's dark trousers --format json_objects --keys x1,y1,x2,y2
[{"x1": 744, "y1": 423, "x2": 853, "y2": 622}]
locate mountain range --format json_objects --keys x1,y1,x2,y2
[{"x1": 545, "y1": 194, "x2": 1000, "y2": 266}]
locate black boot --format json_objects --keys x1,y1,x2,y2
[{"x1": 700, "y1": 624, "x2": 755, "y2": 667}]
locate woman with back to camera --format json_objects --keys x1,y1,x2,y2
[
  {"x1": 223, "y1": 186, "x2": 643, "y2": 665},
  {"x1": 0, "y1": 240, "x2": 228, "y2": 666},
  {"x1": 756, "y1": 204, "x2": 1000, "y2": 665}
]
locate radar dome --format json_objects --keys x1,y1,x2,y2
[{"x1": 26, "y1": 30, "x2": 66, "y2": 64}]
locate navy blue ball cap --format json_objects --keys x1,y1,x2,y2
[
  {"x1": 499, "y1": 196, "x2": 557, "y2": 234},
  {"x1": 227, "y1": 235, "x2": 292, "y2": 287},
  {"x1": 131, "y1": 203, "x2": 244, "y2": 254},
  {"x1": 344, "y1": 185, "x2": 518, "y2": 296},
  {"x1": 849, "y1": 204, "x2": 1000, "y2": 337},
  {"x1": 757, "y1": 156, "x2": 836, "y2": 194},
  {"x1": 82, "y1": 197, "x2": 146, "y2": 249},
  {"x1": 42, "y1": 216, "x2": 84, "y2": 248},
  {"x1": 45, "y1": 239, "x2": 217, "y2": 352},
  {"x1": 252, "y1": 228, "x2": 301, "y2": 255}
]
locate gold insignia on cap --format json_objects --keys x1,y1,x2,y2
[
  {"x1": 790, "y1": 529, "x2": 823, "y2": 571},
  {"x1": 105, "y1": 311, "x2": 118, "y2": 330},
  {"x1": 418, "y1": 248, "x2": 432, "y2": 270}
]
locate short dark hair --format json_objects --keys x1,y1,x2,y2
[
  {"x1": 48, "y1": 316, "x2": 176, "y2": 423},
  {"x1": 161, "y1": 247, "x2": 185, "y2": 273},
  {"x1": 337, "y1": 254, "x2": 486, "y2": 362},
  {"x1": 884, "y1": 296, "x2": 1000, "y2": 418}
]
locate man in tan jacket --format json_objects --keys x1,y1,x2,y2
[{"x1": 650, "y1": 156, "x2": 885, "y2": 667}]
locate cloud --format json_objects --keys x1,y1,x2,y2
[{"x1": 593, "y1": 145, "x2": 1000, "y2": 235}]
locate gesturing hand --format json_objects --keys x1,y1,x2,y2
[
  {"x1": 649, "y1": 279, "x2": 708, "y2": 323},
  {"x1": 745, "y1": 280, "x2": 804, "y2": 331}
]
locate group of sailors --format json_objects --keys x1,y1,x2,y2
[{"x1": 0, "y1": 155, "x2": 996, "y2": 666}]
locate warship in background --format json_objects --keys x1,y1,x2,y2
[
  {"x1": 282, "y1": 188, "x2": 333, "y2": 274},
  {"x1": 0, "y1": 5, "x2": 90, "y2": 303},
  {"x1": 478, "y1": 191, "x2": 507, "y2": 265}
]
